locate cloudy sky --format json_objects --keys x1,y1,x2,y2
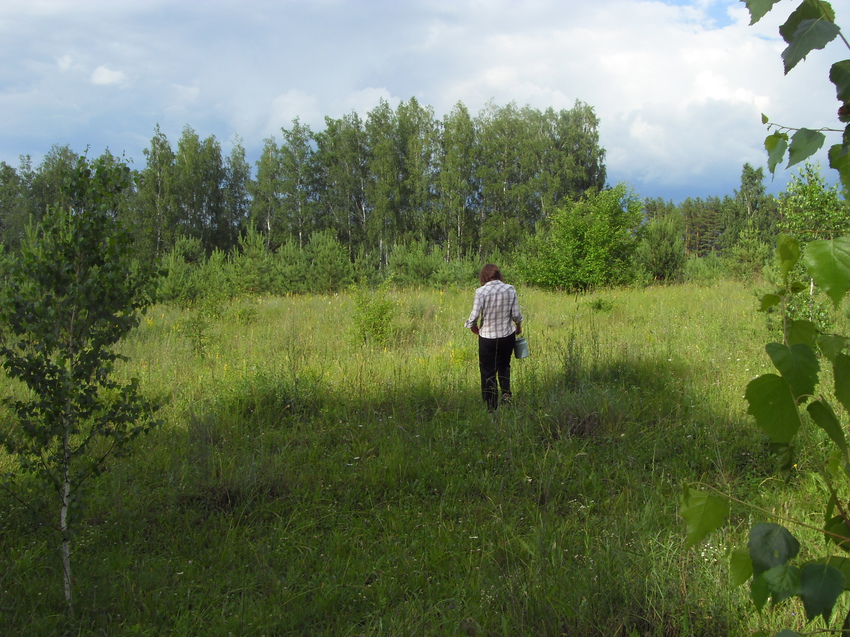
[{"x1": 0, "y1": 0, "x2": 844, "y2": 202}]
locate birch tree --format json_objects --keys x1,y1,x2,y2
[{"x1": 0, "y1": 154, "x2": 160, "y2": 618}]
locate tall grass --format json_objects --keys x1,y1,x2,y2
[{"x1": 0, "y1": 280, "x2": 830, "y2": 635}]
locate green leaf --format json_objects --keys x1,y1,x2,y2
[
  {"x1": 834, "y1": 353, "x2": 850, "y2": 416},
  {"x1": 779, "y1": 2, "x2": 836, "y2": 44},
  {"x1": 766, "y1": 342, "x2": 819, "y2": 402},
  {"x1": 804, "y1": 237, "x2": 850, "y2": 307},
  {"x1": 800, "y1": 563, "x2": 845, "y2": 621},
  {"x1": 749, "y1": 523, "x2": 800, "y2": 577},
  {"x1": 788, "y1": 280, "x2": 808, "y2": 294},
  {"x1": 824, "y1": 515, "x2": 850, "y2": 551},
  {"x1": 772, "y1": 442, "x2": 796, "y2": 481},
  {"x1": 759, "y1": 293, "x2": 782, "y2": 311},
  {"x1": 680, "y1": 485, "x2": 729, "y2": 547},
  {"x1": 777, "y1": 234, "x2": 801, "y2": 279},
  {"x1": 828, "y1": 143, "x2": 850, "y2": 193},
  {"x1": 812, "y1": 555, "x2": 850, "y2": 584},
  {"x1": 751, "y1": 573, "x2": 770, "y2": 611},
  {"x1": 787, "y1": 320, "x2": 816, "y2": 348},
  {"x1": 743, "y1": 0, "x2": 781, "y2": 25},
  {"x1": 818, "y1": 334, "x2": 846, "y2": 363},
  {"x1": 731, "y1": 547, "x2": 754, "y2": 586},
  {"x1": 765, "y1": 132, "x2": 789, "y2": 174},
  {"x1": 763, "y1": 564, "x2": 801, "y2": 605},
  {"x1": 746, "y1": 374, "x2": 801, "y2": 443},
  {"x1": 808, "y1": 399, "x2": 847, "y2": 455},
  {"x1": 782, "y1": 19, "x2": 840, "y2": 74},
  {"x1": 774, "y1": 631, "x2": 804, "y2": 637},
  {"x1": 787, "y1": 128, "x2": 826, "y2": 168},
  {"x1": 830, "y1": 60, "x2": 850, "y2": 102}
]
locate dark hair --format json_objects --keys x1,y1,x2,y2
[{"x1": 479, "y1": 264, "x2": 503, "y2": 285}]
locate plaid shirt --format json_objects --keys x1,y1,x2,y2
[{"x1": 464, "y1": 280, "x2": 523, "y2": 339}]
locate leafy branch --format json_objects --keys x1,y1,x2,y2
[
  {"x1": 745, "y1": 0, "x2": 850, "y2": 190},
  {"x1": 682, "y1": 233, "x2": 850, "y2": 632}
]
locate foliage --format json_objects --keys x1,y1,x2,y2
[
  {"x1": 682, "y1": 251, "x2": 729, "y2": 284},
  {"x1": 0, "y1": 98, "x2": 608, "y2": 266},
  {"x1": 681, "y1": 195, "x2": 724, "y2": 257},
  {"x1": 303, "y1": 229, "x2": 351, "y2": 293},
  {"x1": 726, "y1": 222, "x2": 773, "y2": 280},
  {"x1": 682, "y1": 234, "x2": 850, "y2": 632},
  {"x1": 778, "y1": 162, "x2": 850, "y2": 243},
  {"x1": 681, "y1": 5, "x2": 850, "y2": 633},
  {"x1": 755, "y1": 0, "x2": 850, "y2": 193},
  {"x1": 230, "y1": 226, "x2": 278, "y2": 296},
  {"x1": 518, "y1": 183, "x2": 642, "y2": 290},
  {"x1": 723, "y1": 163, "x2": 781, "y2": 252},
  {"x1": 432, "y1": 255, "x2": 480, "y2": 288},
  {"x1": 634, "y1": 212, "x2": 686, "y2": 282},
  {"x1": 274, "y1": 238, "x2": 309, "y2": 294},
  {"x1": 0, "y1": 154, "x2": 160, "y2": 617},
  {"x1": 387, "y1": 239, "x2": 444, "y2": 286},
  {"x1": 350, "y1": 283, "x2": 396, "y2": 345},
  {"x1": 157, "y1": 235, "x2": 207, "y2": 306}
]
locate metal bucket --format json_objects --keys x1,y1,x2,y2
[{"x1": 514, "y1": 336, "x2": 529, "y2": 359}]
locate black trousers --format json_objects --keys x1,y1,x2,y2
[{"x1": 478, "y1": 332, "x2": 516, "y2": 410}]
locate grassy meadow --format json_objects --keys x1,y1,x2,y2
[{"x1": 0, "y1": 279, "x2": 842, "y2": 635}]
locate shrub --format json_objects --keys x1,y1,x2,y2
[
  {"x1": 634, "y1": 213, "x2": 686, "y2": 282},
  {"x1": 304, "y1": 230, "x2": 351, "y2": 293},
  {"x1": 518, "y1": 184, "x2": 642, "y2": 290},
  {"x1": 388, "y1": 240, "x2": 444, "y2": 286},
  {"x1": 683, "y1": 253, "x2": 728, "y2": 285},
  {"x1": 350, "y1": 283, "x2": 396, "y2": 345}
]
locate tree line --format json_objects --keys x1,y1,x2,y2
[
  {"x1": 0, "y1": 98, "x2": 605, "y2": 265},
  {"x1": 1, "y1": 96, "x2": 848, "y2": 296}
]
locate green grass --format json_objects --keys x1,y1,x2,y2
[{"x1": 0, "y1": 280, "x2": 839, "y2": 635}]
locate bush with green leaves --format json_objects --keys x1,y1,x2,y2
[
  {"x1": 350, "y1": 283, "x2": 396, "y2": 345},
  {"x1": 779, "y1": 163, "x2": 850, "y2": 243},
  {"x1": 518, "y1": 183, "x2": 642, "y2": 290},
  {"x1": 726, "y1": 222, "x2": 773, "y2": 280},
  {"x1": 683, "y1": 252, "x2": 729, "y2": 284},
  {"x1": 433, "y1": 255, "x2": 479, "y2": 288}
]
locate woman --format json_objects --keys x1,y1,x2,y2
[{"x1": 464, "y1": 264, "x2": 523, "y2": 411}]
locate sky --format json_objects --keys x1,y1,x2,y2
[{"x1": 0, "y1": 0, "x2": 845, "y2": 203}]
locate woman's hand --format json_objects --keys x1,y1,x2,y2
[{"x1": 470, "y1": 325, "x2": 479, "y2": 335}]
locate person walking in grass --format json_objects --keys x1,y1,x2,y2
[{"x1": 465, "y1": 264, "x2": 523, "y2": 411}]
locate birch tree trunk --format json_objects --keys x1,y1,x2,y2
[{"x1": 61, "y1": 427, "x2": 74, "y2": 619}]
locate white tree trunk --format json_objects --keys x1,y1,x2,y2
[{"x1": 61, "y1": 429, "x2": 74, "y2": 619}]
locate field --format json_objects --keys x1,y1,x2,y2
[{"x1": 0, "y1": 280, "x2": 840, "y2": 635}]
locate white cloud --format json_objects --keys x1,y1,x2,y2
[
  {"x1": 90, "y1": 65, "x2": 126, "y2": 86},
  {"x1": 340, "y1": 88, "x2": 396, "y2": 119},
  {"x1": 171, "y1": 83, "x2": 199, "y2": 106},
  {"x1": 265, "y1": 90, "x2": 320, "y2": 136},
  {"x1": 0, "y1": 0, "x2": 844, "y2": 199}
]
